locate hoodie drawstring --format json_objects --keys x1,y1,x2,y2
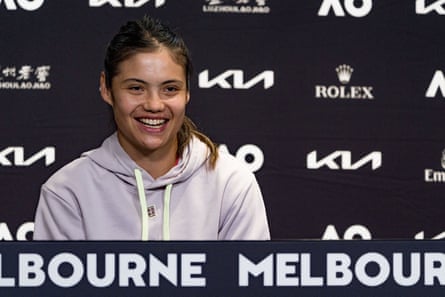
[
  {"x1": 134, "y1": 168, "x2": 172, "y2": 241},
  {"x1": 134, "y1": 169, "x2": 149, "y2": 240},
  {"x1": 163, "y1": 184, "x2": 172, "y2": 240}
]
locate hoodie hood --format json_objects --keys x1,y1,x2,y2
[{"x1": 84, "y1": 132, "x2": 209, "y2": 190}]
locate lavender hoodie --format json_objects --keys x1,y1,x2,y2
[{"x1": 33, "y1": 133, "x2": 270, "y2": 240}]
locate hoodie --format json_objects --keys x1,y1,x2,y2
[{"x1": 33, "y1": 133, "x2": 270, "y2": 240}]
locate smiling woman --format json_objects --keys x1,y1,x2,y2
[
  {"x1": 100, "y1": 50, "x2": 189, "y2": 178},
  {"x1": 32, "y1": 15, "x2": 270, "y2": 241}
]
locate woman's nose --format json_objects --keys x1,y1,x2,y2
[{"x1": 142, "y1": 91, "x2": 164, "y2": 112}]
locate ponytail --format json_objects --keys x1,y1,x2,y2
[{"x1": 177, "y1": 117, "x2": 218, "y2": 169}]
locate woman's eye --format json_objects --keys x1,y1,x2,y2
[
  {"x1": 129, "y1": 86, "x2": 143, "y2": 92},
  {"x1": 165, "y1": 86, "x2": 179, "y2": 93}
]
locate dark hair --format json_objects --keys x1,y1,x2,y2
[{"x1": 103, "y1": 15, "x2": 218, "y2": 168}]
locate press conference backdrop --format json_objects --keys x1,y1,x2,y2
[{"x1": 0, "y1": 0, "x2": 444, "y2": 241}]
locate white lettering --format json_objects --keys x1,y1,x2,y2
[
  {"x1": 0, "y1": 222, "x2": 34, "y2": 241},
  {"x1": 315, "y1": 85, "x2": 374, "y2": 99},
  {"x1": 0, "y1": 223, "x2": 13, "y2": 241},
  {"x1": 393, "y1": 253, "x2": 421, "y2": 286},
  {"x1": 199, "y1": 70, "x2": 274, "y2": 89},
  {"x1": 318, "y1": 0, "x2": 372, "y2": 17},
  {"x1": 415, "y1": 231, "x2": 445, "y2": 240},
  {"x1": 355, "y1": 253, "x2": 390, "y2": 286},
  {"x1": 0, "y1": 147, "x2": 55, "y2": 167},
  {"x1": 301, "y1": 253, "x2": 323, "y2": 286},
  {"x1": 219, "y1": 144, "x2": 264, "y2": 172},
  {"x1": 322, "y1": 224, "x2": 372, "y2": 240},
  {"x1": 48, "y1": 253, "x2": 84, "y2": 288},
  {"x1": 326, "y1": 253, "x2": 353, "y2": 286},
  {"x1": 235, "y1": 144, "x2": 264, "y2": 173},
  {"x1": 416, "y1": 0, "x2": 445, "y2": 14},
  {"x1": 343, "y1": 225, "x2": 372, "y2": 240},
  {"x1": 149, "y1": 254, "x2": 177, "y2": 286},
  {"x1": 86, "y1": 254, "x2": 115, "y2": 287},
  {"x1": 89, "y1": 0, "x2": 165, "y2": 8},
  {"x1": 16, "y1": 222, "x2": 34, "y2": 241},
  {"x1": 118, "y1": 254, "x2": 146, "y2": 287},
  {"x1": 0, "y1": 0, "x2": 44, "y2": 10},
  {"x1": 90, "y1": 0, "x2": 122, "y2": 7},
  {"x1": 239, "y1": 253, "x2": 273, "y2": 286},
  {"x1": 307, "y1": 150, "x2": 382, "y2": 170},
  {"x1": 424, "y1": 253, "x2": 445, "y2": 285},
  {"x1": 424, "y1": 169, "x2": 445, "y2": 182},
  {"x1": 18, "y1": 254, "x2": 45, "y2": 287},
  {"x1": 322, "y1": 225, "x2": 341, "y2": 239},
  {"x1": 276, "y1": 253, "x2": 299, "y2": 286},
  {"x1": 425, "y1": 70, "x2": 445, "y2": 98},
  {"x1": 180, "y1": 253, "x2": 206, "y2": 287}
]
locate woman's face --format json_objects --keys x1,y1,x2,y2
[{"x1": 100, "y1": 48, "x2": 189, "y2": 160}]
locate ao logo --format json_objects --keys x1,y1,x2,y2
[
  {"x1": 0, "y1": 222, "x2": 33, "y2": 241},
  {"x1": 219, "y1": 144, "x2": 264, "y2": 173},
  {"x1": 323, "y1": 224, "x2": 445, "y2": 240},
  {"x1": 425, "y1": 70, "x2": 445, "y2": 98},
  {"x1": 322, "y1": 224, "x2": 372, "y2": 240},
  {"x1": 318, "y1": 0, "x2": 373, "y2": 17},
  {"x1": 0, "y1": 0, "x2": 44, "y2": 10}
]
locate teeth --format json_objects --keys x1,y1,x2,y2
[{"x1": 138, "y1": 118, "x2": 166, "y2": 126}]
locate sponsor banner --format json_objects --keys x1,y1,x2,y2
[
  {"x1": 0, "y1": 147, "x2": 55, "y2": 167},
  {"x1": 315, "y1": 64, "x2": 374, "y2": 100},
  {"x1": 0, "y1": 241, "x2": 444, "y2": 296},
  {"x1": 199, "y1": 69, "x2": 274, "y2": 90},
  {"x1": 89, "y1": 0, "x2": 166, "y2": 8},
  {"x1": 318, "y1": 0, "x2": 373, "y2": 17},
  {"x1": 321, "y1": 224, "x2": 445, "y2": 240},
  {"x1": 0, "y1": 65, "x2": 51, "y2": 90},
  {"x1": 202, "y1": 0, "x2": 270, "y2": 14},
  {"x1": 306, "y1": 150, "x2": 382, "y2": 171}
]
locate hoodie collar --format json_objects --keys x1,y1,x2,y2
[{"x1": 84, "y1": 132, "x2": 209, "y2": 190}]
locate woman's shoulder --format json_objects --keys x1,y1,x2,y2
[{"x1": 43, "y1": 150, "x2": 98, "y2": 191}]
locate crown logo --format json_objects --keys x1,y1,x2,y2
[{"x1": 335, "y1": 64, "x2": 354, "y2": 84}]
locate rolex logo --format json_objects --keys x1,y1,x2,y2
[
  {"x1": 315, "y1": 64, "x2": 374, "y2": 100},
  {"x1": 336, "y1": 64, "x2": 353, "y2": 84}
]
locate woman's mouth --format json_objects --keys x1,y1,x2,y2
[{"x1": 137, "y1": 118, "x2": 167, "y2": 127}]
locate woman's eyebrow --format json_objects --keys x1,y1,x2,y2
[
  {"x1": 161, "y1": 79, "x2": 184, "y2": 85},
  {"x1": 121, "y1": 78, "x2": 184, "y2": 85},
  {"x1": 122, "y1": 78, "x2": 148, "y2": 84}
]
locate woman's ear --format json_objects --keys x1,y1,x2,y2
[
  {"x1": 186, "y1": 91, "x2": 190, "y2": 103},
  {"x1": 100, "y1": 72, "x2": 113, "y2": 106}
]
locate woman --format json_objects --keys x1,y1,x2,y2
[{"x1": 33, "y1": 15, "x2": 270, "y2": 240}]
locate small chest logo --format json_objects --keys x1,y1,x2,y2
[{"x1": 147, "y1": 205, "x2": 156, "y2": 218}]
